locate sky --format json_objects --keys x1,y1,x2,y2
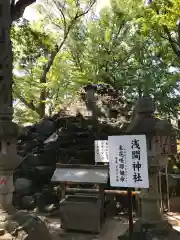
[{"x1": 24, "y1": 0, "x2": 110, "y2": 21}]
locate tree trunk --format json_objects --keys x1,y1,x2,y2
[
  {"x1": 39, "y1": 90, "x2": 46, "y2": 119},
  {"x1": 178, "y1": 119, "x2": 180, "y2": 129},
  {"x1": 11, "y1": 0, "x2": 36, "y2": 22}
]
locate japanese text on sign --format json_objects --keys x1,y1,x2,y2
[
  {"x1": 108, "y1": 135, "x2": 149, "y2": 188},
  {"x1": 131, "y1": 139, "x2": 142, "y2": 183},
  {"x1": 95, "y1": 140, "x2": 109, "y2": 163},
  {"x1": 114, "y1": 144, "x2": 127, "y2": 183}
]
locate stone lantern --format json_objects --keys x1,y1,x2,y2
[
  {"x1": 84, "y1": 84, "x2": 97, "y2": 103},
  {"x1": 84, "y1": 84, "x2": 97, "y2": 115},
  {"x1": 83, "y1": 84, "x2": 105, "y2": 119},
  {"x1": 126, "y1": 96, "x2": 176, "y2": 233}
]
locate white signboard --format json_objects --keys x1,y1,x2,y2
[
  {"x1": 108, "y1": 135, "x2": 149, "y2": 188},
  {"x1": 95, "y1": 140, "x2": 109, "y2": 163}
]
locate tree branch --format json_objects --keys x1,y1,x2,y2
[
  {"x1": 40, "y1": 0, "x2": 96, "y2": 92},
  {"x1": 11, "y1": 0, "x2": 36, "y2": 22},
  {"x1": 38, "y1": 0, "x2": 96, "y2": 115},
  {"x1": 70, "y1": 50, "x2": 83, "y2": 72},
  {"x1": 40, "y1": 0, "x2": 96, "y2": 83},
  {"x1": 163, "y1": 25, "x2": 180, "y2": 58},
  {"x1": 52, "y1": 0, "x2": 67, "y2": 34},
  {"x1": 177, "y1": 21, "x2": 180, "y2": 46},
  {"x1": 159, "y1": 33, "x2": 179, "y2": 46},
  {"x1": 153, "y1": 3, "x2": 180, "y2": 59},
  {"x1": 13, "y1": 89, "x2": 38, "y2": 114}
]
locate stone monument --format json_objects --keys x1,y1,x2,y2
[
  {"x1": 125, "y1": 96, "x2": 178, "y2": 238},
  {"x1": 0, "y1": 1, "x2": 52, "y2": 239}
]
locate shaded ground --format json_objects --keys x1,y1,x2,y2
[
  {"x1": 22, "y1": 211, "x2": 180, "y2": 239},
  {"x1": 30, "y1": 212, "x2": 129, "y2": 240}
]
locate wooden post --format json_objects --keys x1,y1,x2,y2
[
  {"x1": 60, "y1": 182, "x2": 66, "y2": 200},
  {"x1": 128, "y1": 188, "x2": 133, "y2": 238},
  {"x1": 99, "y1": 184, "x2": 105, "y2": 224}
]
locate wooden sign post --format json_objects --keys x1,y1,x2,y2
[{"x1": 108, "y1": 135, "x2": 149, "y2": 238}]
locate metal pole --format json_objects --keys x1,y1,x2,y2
[
  {"x1": 165, "y1": 165, "x2": 170, "y2": 212},
  {"x1": 158, "y1": 171, "x2": 163, "y2": 212},
  {"x1": 58, "y1": 187, "x2": 140, "y2": 196},
  {"x1": 127, "y1": 188, "x2": 133, "y2": 238}
]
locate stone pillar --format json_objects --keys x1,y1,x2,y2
[
  {"x1": 140, "y1": 140, "x2": 171, "y2": 228},
  {"x1": 140, "y1": 165, "x2": 162, "y2": 224},
  {"x1": 0, "y1": 0, "x2": 13, "y2": 113},
  {"x1": 0, "y1": 135, "x2": 23, "y2": 231},
  {"x1": 0, "y1": 2, "x2": 52, "y2": 239},
  {"x1": 125, "y1": 96, "x2": 176, "y2": 238},
  {"x1": 0, "y1": 0, "x2": 23, "y2": 230},
  {"x1": 0, "y1": 1, "x2": 25, "y2": 234}
]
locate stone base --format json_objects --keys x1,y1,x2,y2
[
  {"x1": 118, "y1": 219, "x2": 180, "y2": 240},
  {"x1": 0, "y1": 211, "x2": 52, "y2": 240}
]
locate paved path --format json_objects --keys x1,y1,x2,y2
[
  {"x1": 98, "y1": 217, "x2": 129, "y2": 240},
  {"x1": 165, "y1": 212, "x2": 180, "y2": 233},
  {"x1": 30, "y1": 211, "x2": 180, "y2": 239}
]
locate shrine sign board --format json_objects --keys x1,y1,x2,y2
[
  {"x1": 108, "y1": 135, "x2": 149, "y2": 188},
  {"x1": 95, "y1": 140, "x2": 109, "y2": 163}
]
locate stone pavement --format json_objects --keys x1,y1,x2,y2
[
  {"x1": 165, "y1": 212, "x2": 180, "y2": 233},
  {"x1": 13, "y1": 210, "x2": 180, "y2": 239},
  {"x1": 31, "y1": 212, "x2": 129, "y2": 240}
]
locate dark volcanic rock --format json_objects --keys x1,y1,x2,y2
[
  {"x1": 21, "y1": 195, "x2": 36, "y2": 210},
  {"x1": 6, "y1": 211, "x2": 52, "y2": 240},
  {"x1": 15, "y1": 178, "x2": 32, "y2": 194},
  {"x1": 14, "y1": 110, "x2": 123, "y2": 211}
]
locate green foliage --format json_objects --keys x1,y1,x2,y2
[
  {"x1": 68, "y1": 3, "x2": 180, "y2": 118},
  {"x1": 12, "y1": 0, "x2": 180, "y2": 125},
  {"x1": 12, "y1": 0, "x2": 96, "y2": 124}
]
